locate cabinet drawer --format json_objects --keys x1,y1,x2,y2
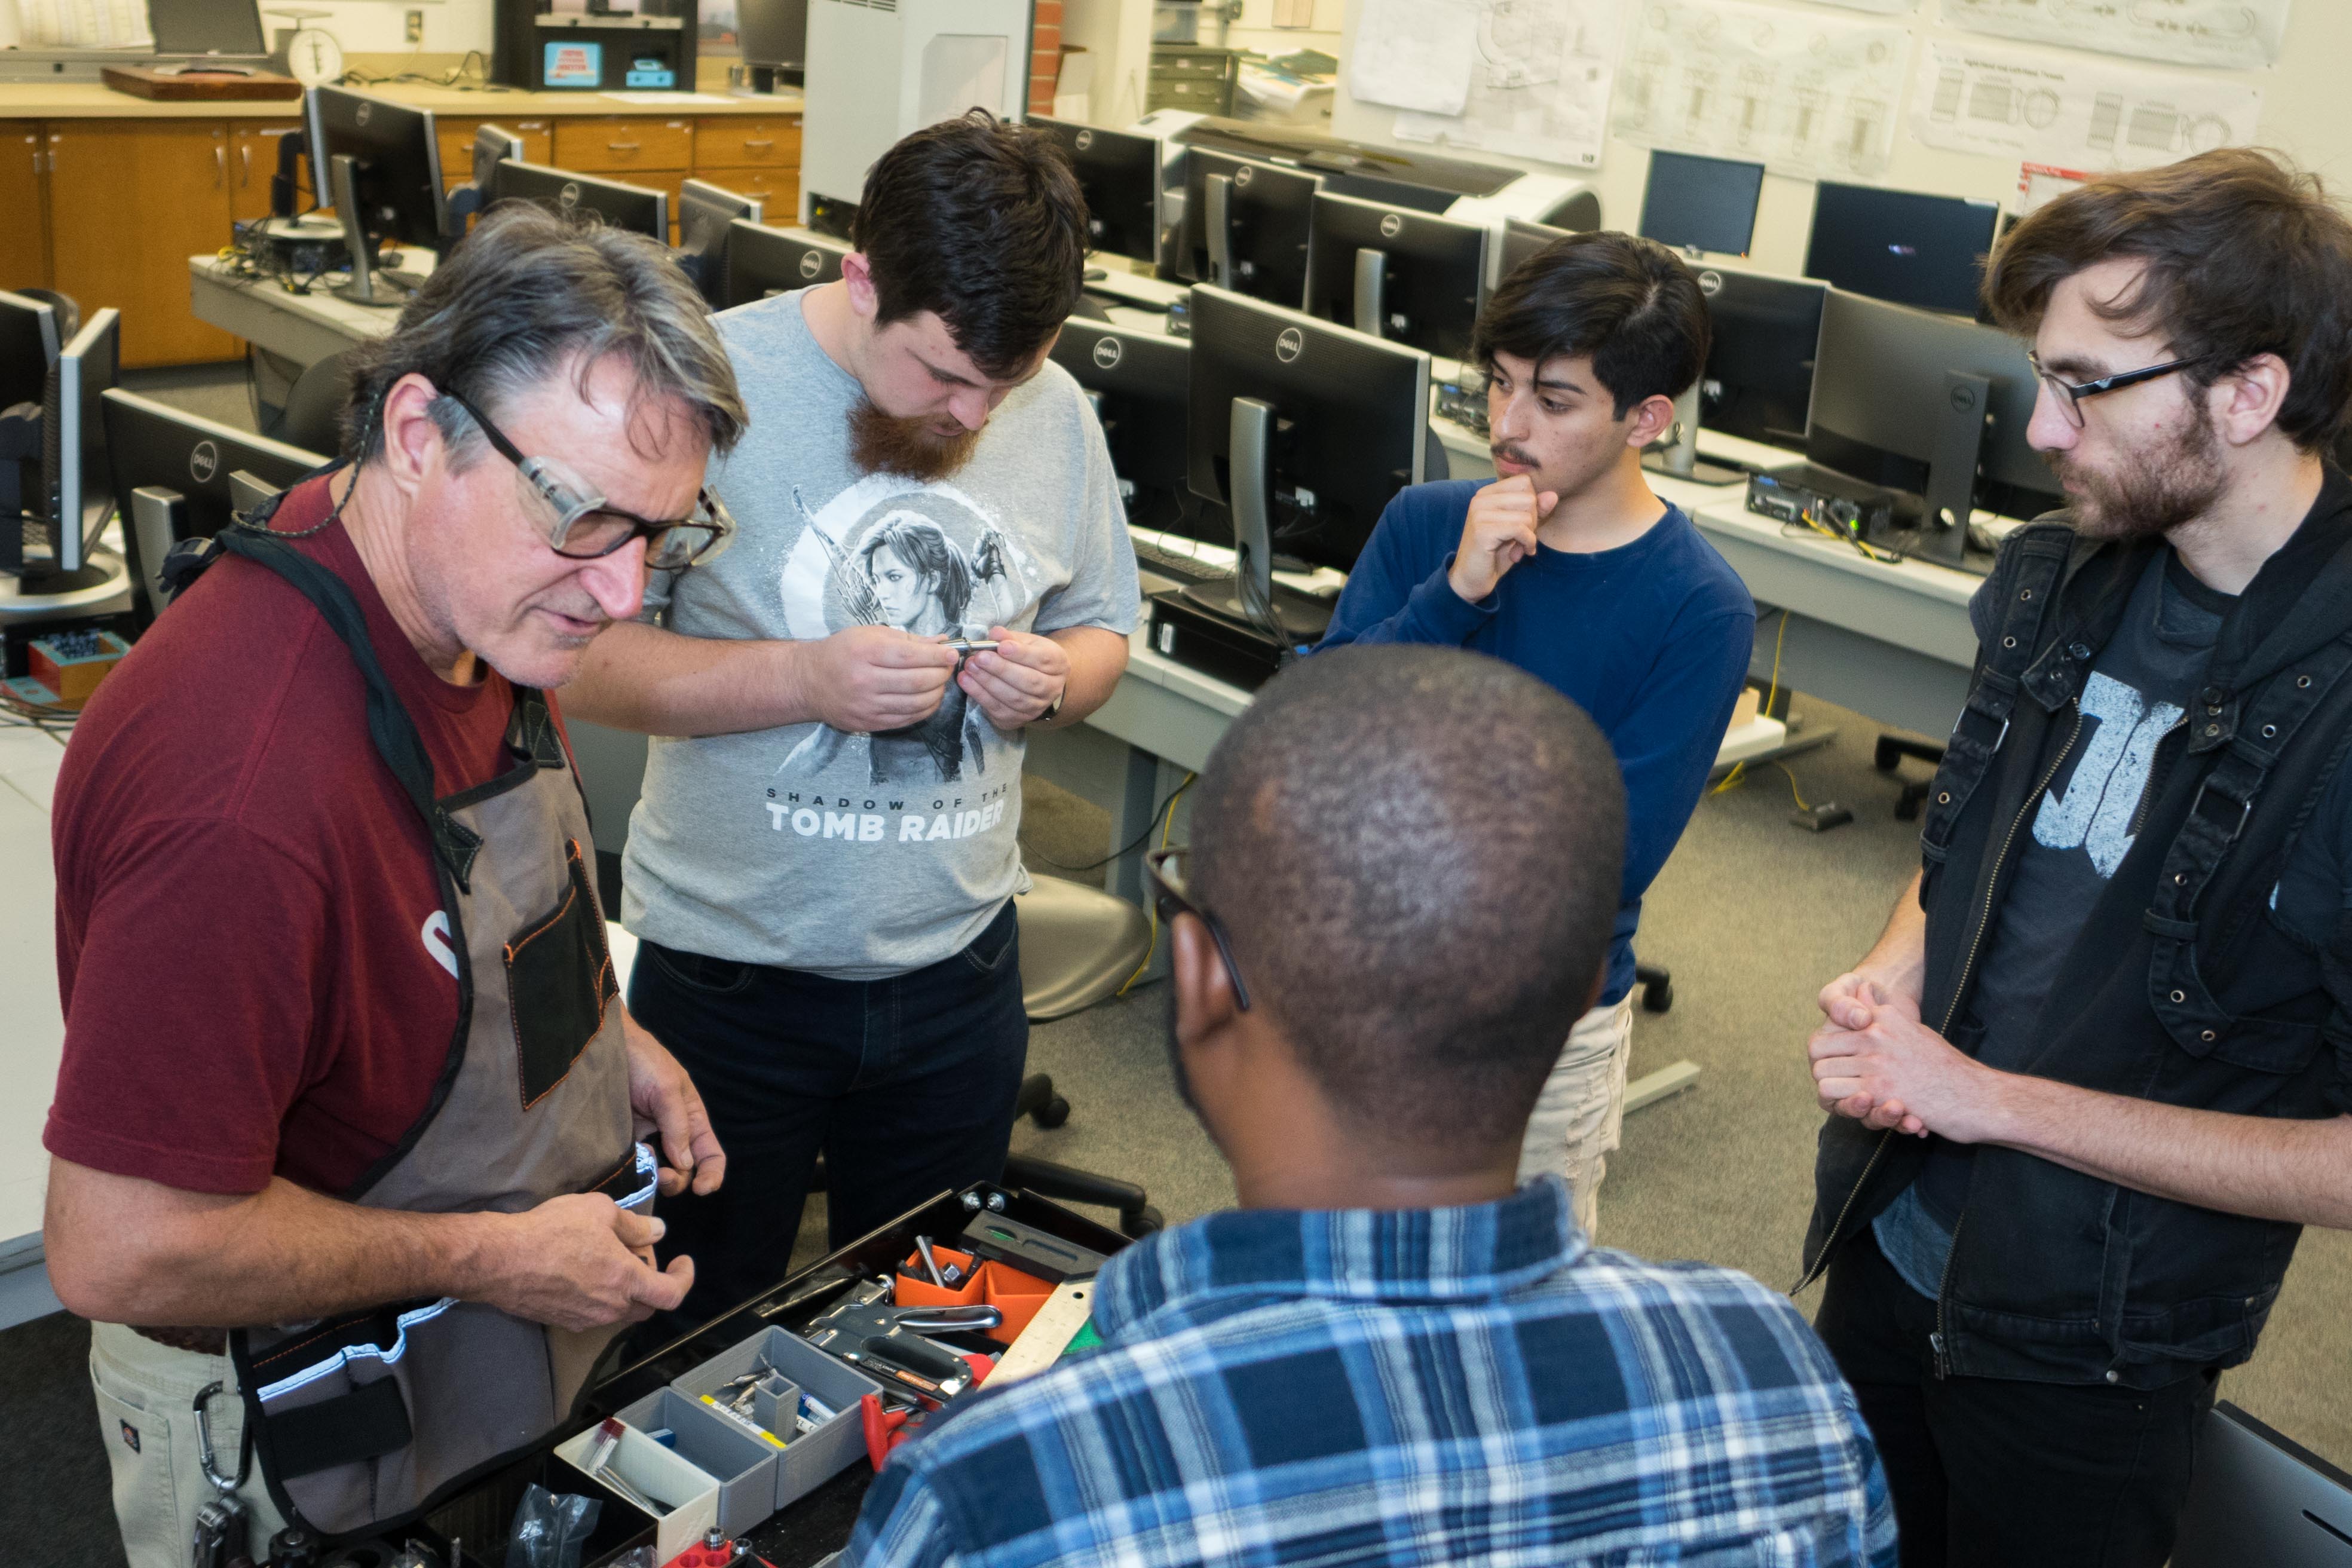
[
  {"x1": 437, "y1": 118, "x2": 553, "y2": 186},
  {"x1": 694, "y1": 117, "x2": 800, "y2": 168},
  {"x1": 695, "y1": 167, "x2": 797, "y2": 219},
  {"x1": 554, "y1": 117, "x2": 693, "y2": 173}
]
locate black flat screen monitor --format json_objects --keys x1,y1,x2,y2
[
  {"x1": 0, "y1": 291, "x2": 60, "y2": 416},
  {"x1": 738, "y1": 0, "x2": 808, "y2": 76},
  {"x1": 676, "y1": 179, "x2": 764, "y2": 303},
  {"x1": 1031, "y1": 115, "x2": 1160, "y2": 267},
  {"x1": 1497, "y1": 217, "x2": 1570, "y2": 284},
  {"x1": 307, "y1": 86, "x2": 448, "y2": 253},
  {"x1": 100, "y1": 389, "x2": 327, "y2": 623},
  {"x1": 1303, "y1": 192, "x2": 1486, "y2": 362},
  {"x1": 34, "y1": 308, "x2": 122, "y2": 581},
  {"x1": 149, "y1": 0, "x2": 267, "y2": 57},
  {"x1": 1806, "y1": 181, "x2": 2002, "y2": 317},
  {"x1": 490, "y1": 160, "x2": 668, "y2": 240},
  {"x1": 722, "y1": 222, "x2": 847, "y2": 308},
  {"x1": 1186, "y1": 285, "x2": 1429, "y2": 609},
  {"x1": 1639, "y1": 150, "x2": 1765, "y2": 257},
  {"x1": 1175, "y1": 149, "x2": 1320, "y2": 308},
  {"x1": 1808, "y1": 287, "x2": 2059, "y2": 537},
  {"x1": 1050, "y1": 320, "x2": 1192, "y2": 536},
  {"x1": 1695, "y1": 265, "x2": 1826, "y2": 451}
]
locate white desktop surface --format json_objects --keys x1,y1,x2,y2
[{"x1": 0, "y1": 725, "x2": 66, "y2": 1250}]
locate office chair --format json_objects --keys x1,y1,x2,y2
[
  {"x1": 260, "y1": 350, "x2": 354, "y2": 458},
  {"x1": 1875, "y1": 735, "x2": 1943, "y2": 819}
]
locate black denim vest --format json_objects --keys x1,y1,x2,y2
[{"x1": 1803, "y1": 471, "x2": 2352, "y2": 1389}]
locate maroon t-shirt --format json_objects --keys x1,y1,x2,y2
[{"x1": 46, "y1": 477, "x2": 541, "y2": 1196}]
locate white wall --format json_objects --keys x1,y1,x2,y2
[{"x1": 1330, "y1": 0, "x2": 2352, "y2": 281}]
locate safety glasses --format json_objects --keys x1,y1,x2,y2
[
  {"x1": 443, "y1": 390, "x2": 736, "y2": 570},
  {"x1": 2028, "y1": 351, "x2": 2203, "y2": 430},
  {"x1": 1144, "y1": 845, "x2": 1251, "y2": 1010}
]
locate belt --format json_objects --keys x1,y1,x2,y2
[{"x1": 133, "y1": 1324, "x2": 230, "y2": 1356}]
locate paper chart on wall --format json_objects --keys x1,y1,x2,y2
[
  {"x1": 13, "y1": 0, "x2": 148, "y2": 46},
  {"x1": 1909, "y1": 39, "x2": 2263, "y2": 172},
  {"x1": 1612, "y1": 0, "x2": 1913, "y2": 182},
  {"x1": 1940, "y1": 0, "x2": 2290, "y2": 71},
  {"x1": 1386, "y1": 0, "x2": 1622, "y2": 169},
  {"x1": 1809, "y1": 0, "x2": 1919, "y2": 14},
  {"x1": 1349, "y1": 0, "x2": 1480, "y2": 117}
]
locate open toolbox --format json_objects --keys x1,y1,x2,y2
[{"x1": 411, "y1": 1184, "x2": 1134, "y2": 1568}]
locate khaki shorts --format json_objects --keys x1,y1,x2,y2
[
  {"x1": 1515, "y1": 994, "x2": 1636, "y2": 1241},
  {"x1": 88, "y1": 1321, "x2": 287, "y2": 1568}
]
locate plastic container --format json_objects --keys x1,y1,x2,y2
[
  {"x1": 612, "y1": 1386, "x2": 779, "y2": 1538},
  {"x1": 896, "y1": 1247, "x2": 1055, "y2": 1346},
  {"x1": 673, "y1": 1326, "x2": 883, "y2": 1509}
]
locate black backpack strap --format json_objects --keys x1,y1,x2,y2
[{"x1": 212, "y1": 525, "x2": 487, "y2": 889}]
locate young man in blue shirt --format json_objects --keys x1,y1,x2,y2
[
  {"x1": 843, "y1": 645, "x2": 1893, "y2": 1568},
  {"x1": 1318, "y1": 231, "x2": 1756, "y2": 1236}
]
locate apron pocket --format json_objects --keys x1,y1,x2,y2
[{"x1": 506, "y1": 838, "x2": 620, "y2": 1109}]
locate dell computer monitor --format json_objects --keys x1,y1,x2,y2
[
  {"x1": 307, "y1": 86, "x2": 447, "y2": 304},
  {"x1": 1695, "y1": 265, "x2": 1827, "y2": 452},
  {"x1": 1175, "y1": 149, "x2": 1321, "y2": 308},
  {"x1": 1049, "y1": 320, "x2": 1192, "y2": 535},
  {"x1": 100, "y1": 389, "x2": 327, "y2": 624},
  {"x1": 722, "y1": 222, "x2": 847, "y2": 308},
  {"x1": 1497, "y1": 217, "x2": 1569, "y2": 285},
  {"x1": 1184, "y1": 286, "x2": 1430, "y2": 633},
  {"x1": 1806, "y1": 181, "x2": 2002, "y2": 317},
  {"x1": 1808, "y1": 287, "x2": 2060, "y2": 558},
  {"x1": 737, "y1": 0, "x2": 808, "y2": 85},
  {"x1": 1639, "y1": 150, "x2": 1765, "y2": 258},
  {"x1": 490, "y1": 160, "x2": 668, "y2": 241},
  {"x1": 0, "y1": 291, "x2": 60, "y2": 424},
  {"x1": 1030, "y1": 115, "x2": 1161, "y2": 267},
  {"x1": 30, "y1": 308, "x2": 122, "y2": 586},
  {"x1": 677, "y1": 179, "x2": 765, "y2": 304},
  {"x1": 1303, "y1": 192, "x2": 1486, "y2": 362}
]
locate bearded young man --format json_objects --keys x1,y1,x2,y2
[
  {"x1": 565, "y1": 111, "x2": 1137, "y2": 1333},
  {"x1": 1800, "y1": 149, "x2": 2352, "y2": 1568},
  {"x1": 1316, "y1": 229, "x2": 1755, "y2": 1240}
]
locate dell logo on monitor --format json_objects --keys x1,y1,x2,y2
[
  {"x1": 1092, "y1": 336, "x2": 1123, "y2": 369},
  {"x1": 559, "y1": 182, "x2": 583, "y2": 208},
  {"x1": 1275, "y1": 327, "x2": 1304, "y2": 363},
  {"x1": 354, "y1": 102, "x2": 371, "y2": 128},
  {"x1": 1379, "y1": 212, "x2": 1403, "y2": 239},
  {"x1": 798, "y1": 250, "x2": 823, "y2": 279},
  {"x1": 1076, "y1": 130, "x2": 1095, "y2": 151},
  {"x1": 1233, "y1": 164, "x2": 1254, "y2": 189},
  {"x1": 189, "y1": 441, "x2": 219, "y2": 484},
  {"x1": 1698, "y1": 269, "x2": 1725, "y2": 296}
]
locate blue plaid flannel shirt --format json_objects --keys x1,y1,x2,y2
[{"x1": 844, "y1": 1176, "x2": 1897, "y2": 1567}]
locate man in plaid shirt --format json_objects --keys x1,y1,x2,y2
[{"x1": 847, "y1": 646, "x2": 1896, "y2": 1567}]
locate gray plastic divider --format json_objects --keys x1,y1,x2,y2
[
  {"x1": 673, "y1": 1325, "x2": 886, "y2": 1511},
  {"x1": 614, "y1": 1386, "x2": 780, "y2": 1538}
]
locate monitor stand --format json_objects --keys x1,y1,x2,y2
[
  {"x1": 1177, "y1": 396, "x2": 1332, "y2": 644},
  {"x1": 0, "y1": 547, "x2": 131, "y2": 618},
  {"x1": 1640, "y1": 383, "x2": 1746, "y2": 485},
  {"x1": 1912, "y1": 368, "x2": 1993, "y2": 569}
]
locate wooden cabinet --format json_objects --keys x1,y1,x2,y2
[
  {"x1": 47, "y1": 121, "x2": 238, "y2": 366},
  {"x1": 230, "y1": 120, "x2": 304, "y2": 223},
  {"x1": 0, "y1": 122, "x2": 47, "y2": 293},
  {"x1": 553, "y1": 116, "x2": 694, "y2": 174},
  {"x1": 434, "y1": 117, "x2": 554, "y2": 195},
  {"x1": 693, "y1": 114, "x2": 801, "y2": 227}
]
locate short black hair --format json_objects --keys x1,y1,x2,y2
[
  {"x1": 853, "y1": 110, "x2": 1088, "y2": 379},
  {"x1": 1471, "y1": 230, "x2": 1711, "y2": 418},
  {"x1": 1188, "y1": 645, "x2": 1626, "y2": 1153},
  {"x1": 1984, "y1": 148, "x2": 2352, "y2": 452}
]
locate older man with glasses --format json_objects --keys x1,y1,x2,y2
[{"x1": 39, "y1": 204, "x2": 744, "y2": 1566}]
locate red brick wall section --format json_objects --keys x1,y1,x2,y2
[{"x1": 1030, "y1": 0, "x2": 1062, "y2": 114}]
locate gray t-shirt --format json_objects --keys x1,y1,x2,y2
[{"x1": 620, "y1": 290, "x2": 1140, "y2": 979}]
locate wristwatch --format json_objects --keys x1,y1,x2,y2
[{"x1": 1040, "y1": 683, "x2": 1067, "y2": 722}]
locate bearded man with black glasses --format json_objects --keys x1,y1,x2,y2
[
  {"x1": 41, "y1": 204, "x2": 744, "y2": 1566},
  {"x1": 1801, "y1": 149, "x2": 2352, "y2": 1568}
]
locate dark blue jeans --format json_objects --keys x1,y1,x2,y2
[{"x1": 629, "y1": 901, "x2": 1028, "y2": 1333}]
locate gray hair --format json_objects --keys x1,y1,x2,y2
[{"x1": 340, "y1": 202, "x2": 746, "y2": 468}]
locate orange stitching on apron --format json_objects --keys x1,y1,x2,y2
[
  {"x1": 510, "y1": 840, "x2": 615, "y2": 1111},
  {"x1": 252, "y1": 1310, "x2": 399, "y2": 1371}
]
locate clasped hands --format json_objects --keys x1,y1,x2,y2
[{"x1": 1809, "y1": 975, "x2": 2003, "y2": 1144}]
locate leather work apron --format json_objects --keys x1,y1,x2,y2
[{"x1": 170, "y1": 504, "x2": 650, "y2": 1543}]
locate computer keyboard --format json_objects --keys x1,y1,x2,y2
[{"x1": 1131, "y1": 535, "x2": 1227, "y2": 584}]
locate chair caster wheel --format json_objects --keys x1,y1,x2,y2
[
  {"x1": 1034, "y1": 1095, "x2": 1071, "y2": 1129},
  {"x1": 1122, "y1": 1205, "x2": 1164, "y2": 1238},
  {"x1": 1642, "y1": 979, "x2": 1673, "y2": 1013}
]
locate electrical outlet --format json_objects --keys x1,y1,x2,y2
[{"x1": 405, "y1": 8, "x2": 423, "y2": 41}]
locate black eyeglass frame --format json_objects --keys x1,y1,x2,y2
[
  {"x1": 2028, "y1": 351, "x2": 2203, "y2": 430},
  {"x1": 1145, "y1": 845, "x2": 1252, "y2": 1011},
  {"x1": 442, "y1": 388, "x2": 736, "y2": 568}
]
